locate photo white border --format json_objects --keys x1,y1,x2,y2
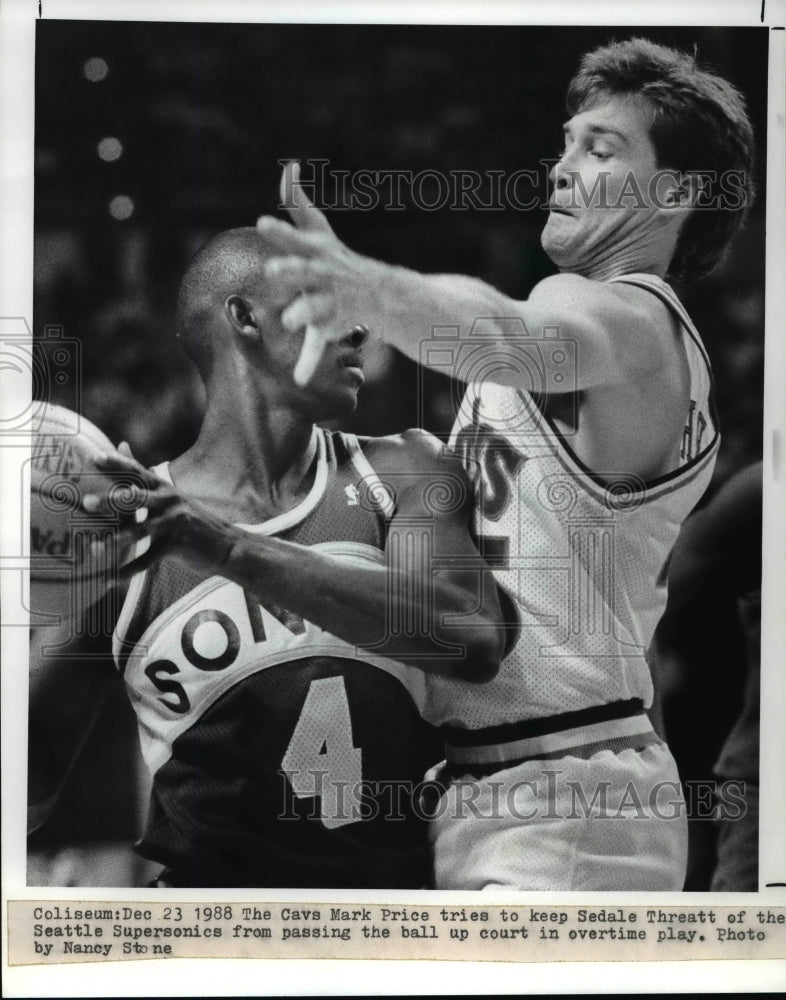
[{"x1": 2, "y1": 0, "x2": 785, "y2": 995}]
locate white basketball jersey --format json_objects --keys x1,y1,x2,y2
[{"x1": 428, "y1": 273, "x2": 719, "y2": 729}]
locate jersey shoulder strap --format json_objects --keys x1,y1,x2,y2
[
  {"x1": 607, "y1": 272, "x2": 719, "y2": 467},
  {"x1": 336, "y1": 432, "x2": 396, "y2": 520},
  {"x1": 607, "y1": 272, "x2": 712, "y2": 373}
]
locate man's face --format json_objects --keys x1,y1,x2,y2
[
  {"x1": 541, "y1": 94, "x2": 668, "y2": 274},
  {"x1": 265, "y1": 315, "x2": 367, "y2": 420},
  {"x1": 302, "y1": 324, "x2": 368, "y2": 419},
  {"x1": 250, "y1": 267, "x2": 368, "y2": 419}
]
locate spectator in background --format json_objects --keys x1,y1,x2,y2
[{"x1": 651, "y1": 462, "x2": 762, "y2": 891}]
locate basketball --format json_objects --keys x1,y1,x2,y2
[{"x1": 29, "y1": 404, "x2": 122, "y2": 626}]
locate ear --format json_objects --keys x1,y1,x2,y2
[
  {"x1": 224, "y1": 295, "x2": 260, "y2": 341},
  {"x1": 656, "y1": 170, "x2": 707, "y2": 215}
]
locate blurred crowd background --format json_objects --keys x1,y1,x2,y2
[{"x1": 30, "y1": 21, "x2": 768, "y2": 887}]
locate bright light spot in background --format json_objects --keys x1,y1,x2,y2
[
  {"x1": 83, "y1": 57, "x2": 109, "y2": 82},
  {"x1": 97, "y1": 137, "x2": 123, "y2": 162},
  {"x1": 108, "y1": 195, "x2": 134, "y2": 221}
]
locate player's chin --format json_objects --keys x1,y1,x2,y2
[
  {"x1": 540, "y1": 224, "x2": 571, "y2": 258},
  {"x1": 332, "y1": 366, "x2": 364, "y2": 409},
  {"x1": 333, "y1": 387, "x2": 361, "y2": 417},
  {"x1": 310, "y1": 385, "x2": 361, "y2": 421},
  {"x1": 540, "y1": 231, "x2": 584, "y2": 271}
]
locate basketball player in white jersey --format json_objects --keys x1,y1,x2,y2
[
  {"x1": 253, "y1": 38, "x2": 756, "y2": 889},
  {"x1": 29, "y1": 227, "x2": 504, "y2": 887}
]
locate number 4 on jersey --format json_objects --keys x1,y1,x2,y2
[{"x1": 281, "y1": 676, "x2": 363, "y2": 829}]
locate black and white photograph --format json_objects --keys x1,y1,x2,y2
[{"x1": 2, "y1": 0, "x2": 785, "y2": 995}]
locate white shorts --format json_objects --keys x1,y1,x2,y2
[{"x1": 430, "y1": 743, "x2": 688, "y2": 891}]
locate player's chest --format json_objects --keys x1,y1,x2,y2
[{"x1": 123, "y1": 578, "x2": 355, "y2": 717}]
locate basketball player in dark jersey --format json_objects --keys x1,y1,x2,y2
[{"x1": 29, "y1": 227, "x2": 504, "y2": 888}]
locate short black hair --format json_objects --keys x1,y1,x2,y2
[
  {"x1": 566, "y1": 37, "x2": 755, "y2": 281},
  {"x1": 176, "y1": 227, "x2": 271, "y2": 377}
]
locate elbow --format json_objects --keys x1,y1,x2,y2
[
  {"x1": 448, "y1": 625, "x2": 503, "y2": 684},
  {"x1": 469, "y1": 628, "x2": 504, "y2": 682},
  {"x1": 427, "y1": 582, "x2": 506, "y2": 681},
  {"x1": 460, "y1": 654, "x2": 499, "y2": 684},
  {"x1": 405, "y1": 631, "x2": 501, "y2": 682}
]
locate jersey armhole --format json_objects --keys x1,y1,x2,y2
[
  {"x1": 607, "y1": 273, "x2": 713, "y2": 373},
  {"x1": 112, "y1": 524, "x2": 152, "y2": 670},
  {"x1": 341, "y1": 433, "x2": 397, "y2": 520}
]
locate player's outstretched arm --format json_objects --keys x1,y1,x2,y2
[
  {"x1": 89, "y1": 442, "x2": 505, "y2": 682},
  {"x1": 260, "y1": 163, "x2": 660, "y2": 392}
]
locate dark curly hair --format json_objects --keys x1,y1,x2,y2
[{"x1": 566, "y1": 38, "x2": 755, "y2": 282}]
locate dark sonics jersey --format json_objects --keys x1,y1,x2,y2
[{"x1": 113, "y1": 428, "x2": 440, "y2": 888}]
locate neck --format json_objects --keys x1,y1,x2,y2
[
  {"x1": 570, "y1": 248, "x2": 669, "y2": 282},
  {"x1": 572, "y1": 231, "x2": 673, "y2": 282},
  {"x1": 171, "y1": 359, "x2": 318, "y2": 514},
  {"x1": 558, "y1": 213, "x2": 680, "y2": 282}
]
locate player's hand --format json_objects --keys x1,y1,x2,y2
[
  {"x1": 257, "y1": 161, "x2": 381, "y2": 386},
  {"x1": 82, "y1": 449, "x2": 242, "y2": 578}
]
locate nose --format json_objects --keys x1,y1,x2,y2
[
  {"x1": 550, "y1": 157, "x2": 572, "y2": 190},
  {"x1": 345, "y1": 324, "x2": 370, "y2": 348}
]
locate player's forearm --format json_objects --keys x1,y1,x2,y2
[
  {"x1": 371, "y1": 262, "x2": 522, "y2": 368},
  {"x1": 223, "y1": 533, "x2": 500, "y2": 680},
  {"x1": 368, "y1": 264, "x2": 620, "y2": 391}
]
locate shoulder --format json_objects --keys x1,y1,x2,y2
[
  {"x1": 361, "y1": 428, "x2": 438, "y2": 464},
  {"x1": 359, "y1": 430, "x2": 473, "y2": 512},
  {"x1": 529, "y1": 273, "x2": 664, "y2": 323},
  {"x1": 360, "y1": 429, "x2": 463, "y2": 474},
  {"x1": 529, "y1": 273, "x2": 681, "y2": 375}
]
